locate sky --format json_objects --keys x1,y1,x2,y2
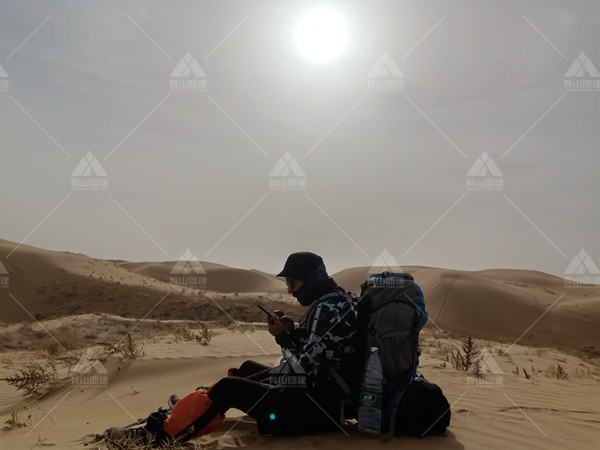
[{"x1": 0, "y1": 0, "x2": 598, "y2": 278}]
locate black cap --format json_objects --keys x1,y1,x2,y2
[{"x1": 277, "y1": 252, "x2": 324, "y2": 282}]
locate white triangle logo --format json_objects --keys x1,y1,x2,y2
[
  {"x1": 469, "y1": 349, "x2": 503, "y2": 374},
  {"x1": 368, "y1": 249, "x2": 403, "y2": 274},
  {"x1": 565, "y1": 249, "x2": 600, "y2": 274},
  {"x1": 0, "y1": 260, "x2": 8, "y2": 274},
  {"x1": 0, "y1": 64, "x2": 8, "y2": 77},
  {"x1": 368, "y1": 52, "x2": 403, "y2": 78},
  {"x1": 71, "y1": 350, "x2": 108, "y2": 374},
  {"x1": 171, "y1": 249, "x2": 206, "y2": 274},
  {"x1": 565, "y1": 52, "x2": 600, "y2": 78},
  {"x1": 171, "y1": 53, "x2": 206, "y2": 77},
  {"x1": 72, "y1": 152, "x2": 108, "y2": 177},
  {"x1": 467, "y1": 151, "x2": 502, "y2": 177},
  {"x1": 270, "y1": 152, "x2": 306, "y2": 177}
]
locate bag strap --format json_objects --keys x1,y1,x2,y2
[
  {"x1": 326, "y1": 363, "x2": 351, "y2": 395},
  {"x1": 381, "y1": 378, "x2": 413, "y2": 443}
]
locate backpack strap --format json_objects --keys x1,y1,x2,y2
[
  {"x1": 326, "y1": 363, "x2": 351, "y2": 395},
  {"x1": 381, "y1": 378, "x2": 413, "y2": 443}
]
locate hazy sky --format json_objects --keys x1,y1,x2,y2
[{"x1": 1, "y1": 0, "x2": 598, "y2": 277}]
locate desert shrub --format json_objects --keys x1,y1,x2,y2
[
  {"x1": 173, "y1": 322, "x2": 213, "y2": 345},
  {"x1": 97, "y1": 334, "x2": 144, "y2": 363},
  {"x1": 1, "y1": 359, "x2": 70, "y2": 398},
  {"x1": 3, "y1": 409, "x2": 31, "y2": 430},
  {"x1": 545, "y1": 363, "x2": 569, "y2": 380},
  {"x1": 448, "y1": 335, "x2": 479, "y2": 371},
  {"x1": 36, "y1": 326, "x2": 87, "y2": 353}
]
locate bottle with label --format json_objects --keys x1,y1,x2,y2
[{"x1": 357, "y1": 347, "x2": 383, "y2": 434}]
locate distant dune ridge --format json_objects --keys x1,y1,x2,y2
[{"x1": 0, "y1": 239, "x2": 598, "y2": 351}]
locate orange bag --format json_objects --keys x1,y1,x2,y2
[{"x1": 163, "y1": 388, "x2": 225, "y2": 439}]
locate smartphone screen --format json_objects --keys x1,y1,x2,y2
[{"x1": 257, "y1": 304, "x2": 274, "y2": 324}]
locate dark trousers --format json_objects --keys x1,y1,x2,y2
[{"x1": 208, "y1": 360, "x2": 343, "y2": 435}]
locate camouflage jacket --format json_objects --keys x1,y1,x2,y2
[{"x1": 275, "y1": 281, "x2": 358, "y2": 380}]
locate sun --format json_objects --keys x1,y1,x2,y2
[{"x1": 294, "y1": 8, "x2": 349, "y2": 64}]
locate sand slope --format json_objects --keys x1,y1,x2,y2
[{"x1": 0, "y1": 330, "x2": 598, "y2": 449}]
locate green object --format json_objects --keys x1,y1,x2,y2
[{"x1": 359, "y1": 389, "x2": 382, "y2": 409}]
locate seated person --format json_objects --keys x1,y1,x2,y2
[{"x1": 106, "y1": 252, "x2": 358, "y2": 445}]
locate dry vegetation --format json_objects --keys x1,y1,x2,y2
[
  {"x1": 417, "y1": 328, "x2": 600, "y2": 381},
  {"x1": 0, "y1": 315, "x2": 217, "y2": 353},
  {"x1": 105, "y1": 436, "x2": 206, "y2": 450},
  {"x1": 1, "y1": 334, "x2": 145, "y2": 399}
]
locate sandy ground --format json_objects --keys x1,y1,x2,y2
[
  {"x1": 0, "y1": 328, "x2": 599, "y2": 449},
  {"x1": 0, "y1": 239, "x2": 599, "y2": 448}
]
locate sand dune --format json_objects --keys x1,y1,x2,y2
[
  {"x1": 0, "y1": 240, "x2": 294, "y2": 325},
  {"x1": 119, "y1": 260, "x2": 287, "y2": 294},
  {"x1": 1, "y1": 240, "x2": 598, "y2": 352}
]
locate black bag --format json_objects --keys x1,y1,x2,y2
[{"x1": 397, "y1": 375, "x2": 451, "y2": 437}]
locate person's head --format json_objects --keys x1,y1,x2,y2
[{"x1": 277, "y1": 252, "x2": 324, "y2": 294}]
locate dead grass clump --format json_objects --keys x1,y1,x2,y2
[
  {"x1": 97, "y1": 334, "x2": 144, "y2": 363},
  {"x1": 3, "y1": 408, "x2": 31, "y2": 430},
  {"x1": 449, "y1": 335, "x2": 479, "y2": 371},
  {"x1": 36, "y1": 326, "x2": 87, "y2": 353},
  {"x1": 1, "y1": 359, "x2": 70, "y2": 398},
  {"x1": 173, "y1": 322, "x2": 213, "y2": 345},
  {"x1": 545, "y1": 363, "x2": 569, "y2": 380},
  {"x1": 106, "y1": 435, "x2": 199, "y2": 449}
]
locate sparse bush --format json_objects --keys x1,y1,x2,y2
[
  {"x1": 3, "y1": 409, "x2": 31, "y2": 430},
  {"x1": 449, "y1": 335, "x2": 479, "y2": 371},
  {"x1": 545, "y1": 363, "x2": 569, "y2": 380},
  {"x1": 1, "y1": 359, "x2": 70, "y2": 398},
  {"x1": 173, "y1": 322, "x2": 213, "y2": 345},
  {"x1": 36, "y1": 326, "x2": 87, "y2": 353},
  {"x1": 97, "y1": 334, "x2": 144, "y2": 363}
]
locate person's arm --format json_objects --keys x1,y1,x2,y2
[{"x1": 274, "y1": 298, "x2": 355, "y2": 377}]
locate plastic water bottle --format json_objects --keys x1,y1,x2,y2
[{"x1": 357, "y1": 347, "x2": 383, "y2": 434}]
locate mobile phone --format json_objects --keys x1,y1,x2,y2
[{"x1": 257, "y1": 304, "x2": 274, "y2": 324}]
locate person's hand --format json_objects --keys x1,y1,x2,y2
[
  {"x1": 273, "y1": 310, "x2": 294, "y2": 333},
  {"x1": 268, "y1": 314, "x2": 287, "y2": 337}
]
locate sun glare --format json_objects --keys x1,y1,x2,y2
[{"x1": 294, "y1": 8, "x2": 349, "y2": 64}]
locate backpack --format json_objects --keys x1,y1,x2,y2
[
  {"x1": 395, "y1": 372, "x2": 451, "y2": 437},
  {"x1": 162, "y1": 388, "x2": 225, "y2": 442},
  {"x1": 333, "y1": 272, "x2": 449, "y2": 441}
]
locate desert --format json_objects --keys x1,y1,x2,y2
[{"x1": 0, "y1": 239, "x2": 598, "y2": 449}]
